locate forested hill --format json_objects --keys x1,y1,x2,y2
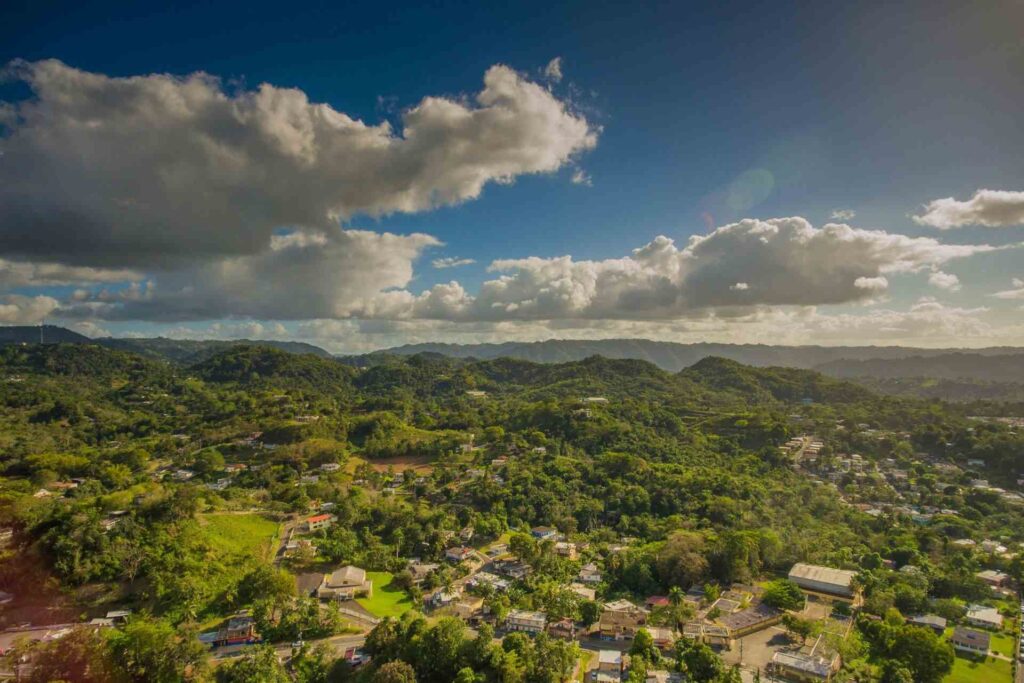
[
  {"x1": 680, "y1": 356, "x2": 877, "y2": 404},
  {"x1": 0, "y1": 325, "x2": 91, "y2": 345},
  {"x1": 0, "y1": 324, "x2": 332, "y2": 363},
  {"x1": 377, "y1": 338, "x2": 1021, "y2": 371},
  {"x1": 816, "y1": 352, "x2": 1024, "y2": 383},
  {"x1": 0, "y1": 342, "x2": 884, "y2": 411},
  {"x1": 187, "y1": 346, "x2": 888, "y2": 415},
  {"x1": 97, "y1": 336, "x2": 332, "y2": 363},
  {"x1": 191, "y1": 345, "x2": 358, "y2": 393}
]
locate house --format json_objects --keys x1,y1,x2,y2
[
  {"x1": 452, "y1": 596, "x2": 484, "y2": 621},
  {"x1": 547, "y1": 617, "x2": 576, "y2": 640},
  {"x1": 578, "y1": 562, "x2": 603, "y2": 584},
  {"x1": 583, "y1": 396, "x2": 609, "y2": 404},
  {"x1": 428, "y1": 589, "x2": 461, "y2": 608},
  {"x1": 105, "y1": 610, "x2": 132, "y2": 625},
  {"x1": 645, "y1": 671, "x2": 683, "y2": 683},
  {"x1": 319, "y1": 462, "x2": 341, "y2": 472},
  {"x1": 213, "y1": 613, "x2": 258, "y2": 646},
  {"x1": 596, "y1": 649, "x2": 623, "y2": 677},
  {"x1": 296, "y1": 572, "x2": 325, "y2": 597},
  {"x1": 950, "y1": 627, "x2": 990, "y2": 654},
  {"x1": 645, "y1": 596, "x2": 670, "y2": 611},
  {"x1": 907, "y1": 614, "x2": 947, "y2": 633},
  {"x1": 554, "y1": 541, "x2": 578, "y2": 560},
  {"x1": 976, "y1": 569, "x2": 1011, "y2": 588},
  {"x1": 407, "y1": 560, "x2": 439, "y2": 585},
  {"x1": 569, "y1": 583, "x2": 596, "y2": 601},
  {"x1": 284, "y1": 538, "x2": 317, "y2": 558},
  {"x1": 445, "y1": 546, "x2": 474, "y2": 563},
  {"x1": 770, "y1": 651, "x2": 839, "y2": 682},
  {"x1": 531, "y1": 526, "x2": 558, "y2": 540},
  {"x1": 788, "y1": 563, "x2": 860, "y2": 603},
  {"x1": 718, "y1": 603, "x2": 783, "y2": 638},
  {"x1": 468, "y1": 571, "x2": 511, "y2": 592},
  {"x1": 980, "y1": 540, "x2": 1007, "y2": 554},
  {"x1": 646, "y1": 626, "x2": 676, "y2": 651},
  {"x1": 210, "y1": 614, "x2": 258, "y2": 647},
  {"x1": 493, "y1": 559, "x2": 531, "y2": 579},
  {"x1": 682, "y1": 621, "x2": 731, "y2": 648},
  {"x1": 317, "y1": 566, "x2": 373, "y2": 600},
  {"x1": 306, "y1": 513, "x2": 335, "y2": 532},
  {"x1": 300, "y1": 474, "x2": 320, "y2": 485},
  {"x1": 599, "y1": 600, "x2": 647, "y2": 640},
  {"x1": 965, "y1": 604, "x2": 1003, "y2": 629},
  {"x1": 505, "y1": 609, "x2": 546, "y2": 634}
]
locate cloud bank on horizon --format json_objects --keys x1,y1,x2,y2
[{"x1": 0, "y1": 59, "x2": 1022, "y2": 350}]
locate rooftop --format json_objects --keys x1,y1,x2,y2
[
  {"x1": 772, "y1": 652, "x2": 833, "y2": 677},
  {"x1": 788, "y1": 562, "x2": 857, "y2": 589}
]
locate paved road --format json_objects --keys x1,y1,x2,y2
[{"x1": 212, "y1": 633, "x2": 366, "y2": 662}]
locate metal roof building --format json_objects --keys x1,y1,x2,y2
[{"x1": 788, "y1": 563, "x2": 858, "y2": 599}]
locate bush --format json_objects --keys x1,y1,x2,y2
[{"x1": 761, "y1": 579, "x2": 805, "y2": 611}]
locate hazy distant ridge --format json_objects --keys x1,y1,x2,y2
[{"x1": 381, "y1": 338, "x2": 1023, "y2": 372}]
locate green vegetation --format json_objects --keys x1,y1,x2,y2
[
  {"x1": 357, "y1": 572, "x2": 414, "y2": 618},
  {"x1": 944, "y1": 652, "x2": 1012, "y2": 683},
  {"x1": 200, "y1": 513, "x2": 280, "y2": 559},
  {"x1": 0, "y1": 342, "x2": 1021, "y2": 682}
]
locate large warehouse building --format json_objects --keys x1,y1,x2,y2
[{"x1": 788, "y1": 563, "x2": 860, "y2": 602}]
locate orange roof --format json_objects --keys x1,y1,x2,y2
[{"x1": 307, "y1": 514, "x2": 332, "y2": 523}]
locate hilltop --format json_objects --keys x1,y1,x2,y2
[
  {"x1": 0, "y1": 325, "x2": 332, "y2": 363},
  {"x1": 377, "y1": 338, "x2": 1022, "y2": 371}
]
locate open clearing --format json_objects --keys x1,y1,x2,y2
[
  {"x1": 357, "y1": 571, "x2": 414, "y2": 618},
  {"x1": 353, "y1": 454, "x2": 436, "y2": 474},
  {"x1": 943, "y1": 652, "x2": 1012, "y2": 683},
  {"x1": 199, "y1": 512, "x2": 280, "y2": 560}
]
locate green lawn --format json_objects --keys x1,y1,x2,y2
[
  {"x1": 200, "y1": 513, "x2": 280, "y2": 560},
  {"x1": 943, "y1": 652, "x2": 1012, "y2": 683},
  {"x1": 356, "y1": 571, "x2": 414, "y2": 618},
  {"x1": 989, "y1": 631, "x2": 1016, "y2": 658}
]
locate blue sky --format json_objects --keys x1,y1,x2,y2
[{"x1": 1, "y1": 0, "x2": 1022, "y2": 351}]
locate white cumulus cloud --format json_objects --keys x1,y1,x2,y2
[
  {"x1": 381, "y1": 217, "x2": 1000, "y2": 321},
  {"x1": 544, "y1": 57, "x2": 563, "y2": 83},
  {"x1": 928, "y1": 270, "x2": 961, "y2": 291},
  {"x1": 913, "y1": 189, "x2": 1024, "y2": 229},
  {"x1": 432, "y1": 257, "x2": 476, "y2": 269},
  {"x1": 0, "y1": 59, "x2": 597, "y2": 268},
  {"x1": 992, "y1": 277, "x2": 1024, "y2": 300}
]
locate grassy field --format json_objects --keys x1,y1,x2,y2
[
  {"x1": 200, "y1": 513, "x2": 280, "y2": 560},
  {"x1": 989, "y1": 631, "x2": 1016, "y2": 658},
  {"x1": 357, "y1": 571, "x2": 414, "y2": 618},
  {"x1": 943, "y1": 652, "x2": 1012, "y2": 683}
]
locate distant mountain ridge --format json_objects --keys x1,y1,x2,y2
[
  {"x1": 378, "y1": 338, "x2": 1023, "y2": 372},
  {"x1": 0, "y1": 325, "x2": 92, "y2": 345},
  {"x1": 0, "y1": 325, "x2": 331, "y2": 364},
  {"x1": 815, "y1": 352, "x2": 1024, "y2": 383}
]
